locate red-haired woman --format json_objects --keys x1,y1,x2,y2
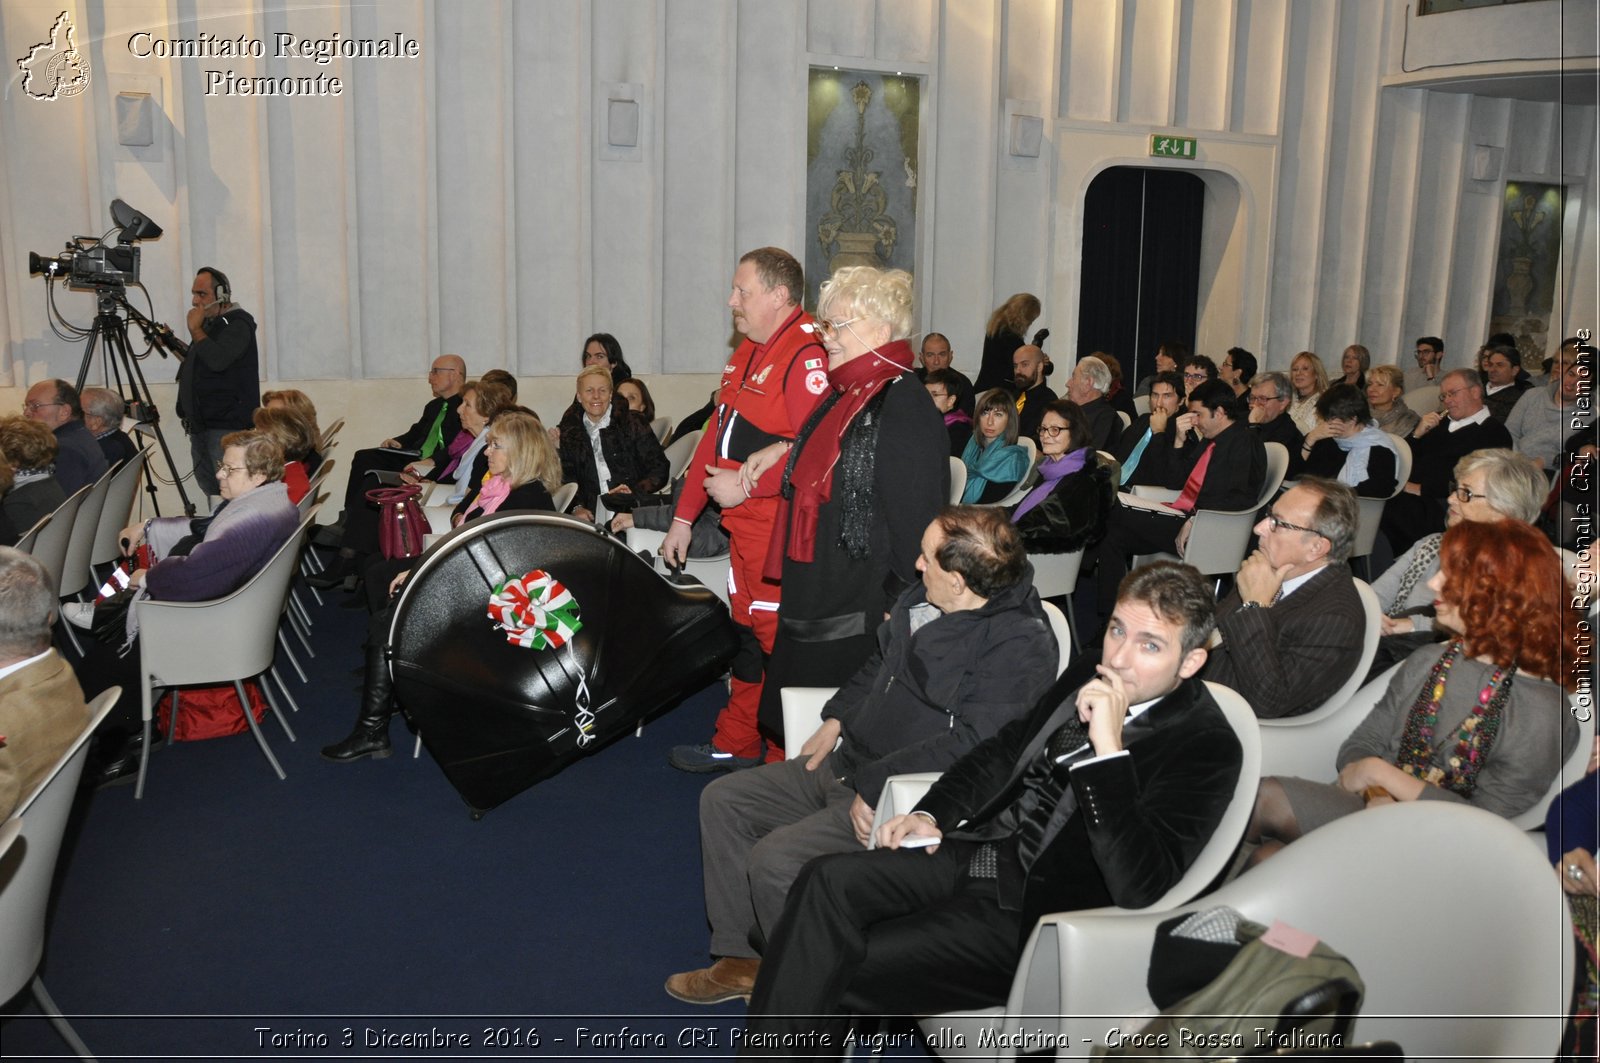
[{"x1": 1246, "y1": 519, "x2": 1581, "y2": 864}]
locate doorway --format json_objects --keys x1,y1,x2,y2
[{"x1": 1075, "y1": 167, "x2": 1205, "y2": 385}]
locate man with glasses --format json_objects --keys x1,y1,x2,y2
[
  {"x1": 1179, "y1": 354, "x2": 1219, "y2": 400},
  {"x1": 1404, "y1": 335, "x2": 1445, "y2": 393},
  {"x1": 1380, "y1": 368, "x2": 1511, "y2": 553},
  {"x1": 22, "y1": 379, "x2": 107, "y2": 495},
  {"x1": 914, "y1": 332, "x2": 974, "y2": 417},
  {"x1": 1202, "y1": 478, "x2": 1366, "y2": 718},
  {"x1": 664, "y1": 247, "x2": 828, "y2": 772},
  {"x1": 176, "y1": 267, "x2": 259, "y2": 498},
  {"x1": 1246, "y1": 371, "x2": 1305, "y2": 473},
  {"x1": 319, "y1": 354, "x2": 467, "y2": 559}
]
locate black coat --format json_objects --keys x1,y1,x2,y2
[
  {"x1": 1076, "y1": 398, "x2": 1123, "y2": 454},
  {"x1": 1010, "y1": 452, "x2": 1115, "y2": 554},
  {"x1": 825, "y1": 571, "x2": 1057, "y2": 804},
  {"x1": 1166, "y1": 420, "x2": 1266, "y2": 511},
  {"x1": 557, "y1": 398, "x2": 671, "y2": 513},
  {"x1": 918, "y1": 660, "x2": 1242, "y2": 943},
  {"x1": 393, "y1": 395, "x2": 464, "y2": 457}
]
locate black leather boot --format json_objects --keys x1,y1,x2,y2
[{"x1": 321, "y1": 645, "x2": 395, "y2": 761}]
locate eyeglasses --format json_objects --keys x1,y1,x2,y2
[
  {"x1": 1262, "y1": 511, "x2": 1325, "y2": 538},
  {"x1": 215, "y1": 462, "x2": 248, "y2": 476},
  {"x1": 816, "y1": 317, "x2": 860, "y2": 341},
  {"x1": 1038, "y1": 424, "x2": 1072, "y2": 438},
  {"x1": 1448, "y1": 481, "x2": 1485, "y2": 504},
  {"x1": 1440, "y1": 386, "x2": 1471, "y2": 401},
  {"x1": 486, "y1": 441, "x2": 507, "y2": 452},
  {"x1": 1182, "y1": 371, "x2": 1207, "y2": 381},
  {"x1": 427, "y1": 366, "x2": 458, "y2": 376},
  {"x1": 22, "y1": 401, "x2": 63, "y2": 413}
]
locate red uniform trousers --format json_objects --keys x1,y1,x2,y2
[{"x1": 711, "y1": 495, "x2": 784, "y2": 761}]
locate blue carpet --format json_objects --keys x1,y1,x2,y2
[{"x1": 3, "y1": 585, "x2": 934, "y2": 1059}]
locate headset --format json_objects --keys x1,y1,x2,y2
[{"x1": 197, "y1": 266, "x2": 231, "y2": 306}]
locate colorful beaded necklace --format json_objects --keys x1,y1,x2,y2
[{"x1": 1395, "y1": 641, "x2": 1513, "y2": 798}]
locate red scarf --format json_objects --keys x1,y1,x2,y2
[{"x1": 765, "y1": 339, "x2": 915, "y2": 577}]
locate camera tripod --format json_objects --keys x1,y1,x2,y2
[{"x1": 73, "y1": 290, "x2": 197, "y2": 516}]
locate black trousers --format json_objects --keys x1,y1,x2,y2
[
  {"x1": 1091, "y1": 504, "x2": 1187, "y2": 614},
  {"x1": 741, "y1": 842, "x2": 1022, "y2": 1059}
]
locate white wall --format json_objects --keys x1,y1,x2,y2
[{"x1": 1, "y1": 0, "x2": 1596, "y2": 516}]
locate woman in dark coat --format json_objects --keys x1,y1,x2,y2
[
  {"x1": 556, "y1": 365, "x2": 670, "y2": 521},
  {"x1": 735, "y1": 266, "x2": 947, "y2": 748},
  {"x1": 974, "y1": 292, "x2": 1040, "y2": 392},
  {"x1": 1008, "y1": 399, "x2": 1114, "y2": 554}
]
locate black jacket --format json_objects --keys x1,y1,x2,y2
[
  {"x1": 1165, "y1": 420, "x2": 1266, "y2": 511},
  {"x1": 557, "y1": 398, "x2": 670, "y2": 512},
  {"x1": 918, "y1": 659, "x2": 1242, "y2": 943},
  {"x1": 177, "y1": 307, "x2": 260, "y2": 432},
  {"x1": 393, "y1": 395, "x2": 464, "y2": 458},
  {"x1": 1077, "y1": 397, "x2": 1122, "y2": 454},
  {"x1": 1010, "y1": 452, "x2": 1115, "y2": 554},
  {"x1": 825, "y1": 571, "x2": 1057, "y2": 804},
  {"x1": 1114, "y1": 415, "x2": 1184, "y2": 488}
]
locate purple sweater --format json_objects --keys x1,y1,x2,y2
[{"x1": 143, "y1": 483, "x2": 299, "y2": 602}]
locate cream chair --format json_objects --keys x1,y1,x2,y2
[
  {"x1": 86, "y1": 451, "x2": 149, "y2": 583},
  {"x1": 1349, "y1": 435, "x2": 1413, "y2": 577},
  {"x1": 0, "y1": 686, "x2": 119, "y2": 1062},
  {"x1": 622, "y1": 525, "x2": 731, "y2": 608},
  {"x1": 955, "y1": 802, "x2": 1570, "y2": 1060},
  {"x1": 662, "y1": 429, "x2": 703, "y2": 483},
  {"x1": 650, "y1": 415, "x2": 672, "y2": 443},
  {"x1": 133, "y1": 513, "x2": 317, "y2": 798},
  {"x1": 1402, "y1": 384, "x2": 1441, "y2": 417},
  {"x1": 551, "y1": 482, "x2": 579, "y2": 513},
  {"x1": 989, "y1": 437, "x2": 1040, "y2": 508},
  {"x1": 1132, "y1": 442, "x2": 1289, "y2": 584},
  {"x1": 946, "y1": 455, "x2": 967, "y2": 505}
]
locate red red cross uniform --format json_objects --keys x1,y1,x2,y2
[{"x1": 672, "y1": 308, "x2": 829, "y2": 759}]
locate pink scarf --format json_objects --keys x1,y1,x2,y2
[{"x1": 465, "y1": 474, "x2": 511, "y2": 520}]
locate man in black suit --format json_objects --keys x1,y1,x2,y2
[
  {"x1": 913, "y1": 332, "x2": 975, "y2": 417},
  {"x1": 1064, "y1": 355, "x2": 1123, "y2": 453},
  {"x1": 1379, "y1": 368, "x2": 1511, "y2": 553},
  {"x1": 1089, "y1": 380, "x2": 1267, "y2": 619},
  {"x1": 1010, "y1": 344, "x2": 1055, "y2": 443},
  {"x1": 1203, "y1": 479, "x2": 1367, "y2": 719},
  {"x1": 740, "y1": 562, "x2": 1242, "y2": 1046},
  {"x1": 1113, "y1": 370, "x2": 1185, "y2": 487}
]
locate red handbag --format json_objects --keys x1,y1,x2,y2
[
  {"x1": 366, "y1": 483, "x2": 426, "y2": 559},
  {"x1": 156, "y1": 681, "x2": 269, "y2": 741}
]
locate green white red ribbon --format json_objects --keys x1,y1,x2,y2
[{"x1": 488, "y1": 569, "x2": 583, "y2": 650}]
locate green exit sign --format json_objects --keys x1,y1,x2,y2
[{"x1": 1150, "y1": 135, "x2": 1198, "y2": 159}]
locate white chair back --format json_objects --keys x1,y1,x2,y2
[
  {"x1": 650, "y1": 415, "x2": 672, "y2": 443},
  {"x1": 1038, "y1": 600, "x2": 1073, "y2": 677},
  {"x1": 1351, "y1": 436, "x2": 1412, "y2": 560},
  {"x1": 663, "y1": 430, "x2": 703, "y2": 483},
  {"x1": 0, "y1": 687, "x2": 118, "y2": 1062},
  {"x1": 1011, "y1": 803, "x2": 1570, "y2": 1060},
  {"x1": 26, "y1": 487, "x2": 89, "y2": 602},
  {"x1": 134, "y1": 513, "x2": 317, "y2": 796},
  {"x1": 1116, "y1": 410, "x2": 1131, "y2": 430},
  {"x1": 781, "y1": 687, "x2": 839, "y2": 760},
  {"x1": 58, "y1": 465, "x2": 117, "y2": 600},
  {"x1": 551, "y1": 482, "x2": 579, "y2": 513},
  {"x1": 1133, "y1": 394, "x2": 1150, "y2": 416},
  {"x1": 13, "y1": 514, "x2": 49, "y2": 555},
  {"x1": 946, "y1": 456, "x2": 967, "y2": 505},
  {"x1": 1145, "y1": 442, "x2": 1287, "y2": 578},
  {"x1": 88, "y1": 449, "x2": 149, "y2": 570},
  {"x1": 1402, "y1": 384, "x2": 1441, "y2": 416}
]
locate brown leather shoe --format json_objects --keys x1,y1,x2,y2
[{"x1": 664, "y1": 957, "x2": 760, "y2": 1004}]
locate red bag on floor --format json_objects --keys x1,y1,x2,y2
[{"x1": 156, "y1": 681, "x2": 269, "y2": 742}]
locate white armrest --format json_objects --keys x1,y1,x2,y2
[{"x1": 781, "y1": 687, "x2": 839, "y2": 759}]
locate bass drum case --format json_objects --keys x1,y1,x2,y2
[{"x1": 388, "y1": 512, "x2": 737, "y2": 815}]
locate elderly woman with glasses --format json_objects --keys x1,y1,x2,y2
[
  {"x1": 557, "y1": 365, "x2": 670, "y2": 523},
  {"x1": 1246, "y1": 519, "x2": 1581, "y2": 867},
  {"x1": 1007, "y1": 400, "x2": 1114, "y2": 553},
  {"x1": 67, "y1": 430, "x2": 301, "y2": 786},
  {"x1": 730, "y1": 266, "x2": 946, "y2": 753},
  {"x1": 1366, "y1": 447, "x2": 1549, "y2": 678},
  {"x1": 960, "y1": 388, "x2": 1030, "y2": 503},
  {"x1": 323, "y1": 411, "x2": 563, "y2": 764}
]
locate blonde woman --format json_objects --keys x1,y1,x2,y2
[
  {"x1": 976, "y1": 292, "x2": 1041, "y2": 391},
  {"x1": 1288, "y1": 351, "x2": 1329, "y2": 435}
]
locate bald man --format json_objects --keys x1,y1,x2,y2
[
  {"x1": 321, "y1": 354, "x2": 467, "y2": 559},
  {"x1": 1010, "y1": 344, "x2": 1056, "y2": 443}
]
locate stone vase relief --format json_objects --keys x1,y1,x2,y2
[{"x1": 805, "y1": 70, "x2": 921, "y2": 308}]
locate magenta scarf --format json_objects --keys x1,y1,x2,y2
[
  {"x1": 1011, "y1": 447, "x2": 1089, "y2": 522},
  {"x1": 944, "y1": 409, "x2": 972, "y2": 428},
  {"x1": 465, "y1": 474, "x2": 511, "y2": 520}
]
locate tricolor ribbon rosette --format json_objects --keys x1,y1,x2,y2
[{"x1": 487, "y1": 569, "x2": 583, "y2": 650}]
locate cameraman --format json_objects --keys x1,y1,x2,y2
[{"x1": 177, "y1": 267, "x2": 259, "y2": 498}]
